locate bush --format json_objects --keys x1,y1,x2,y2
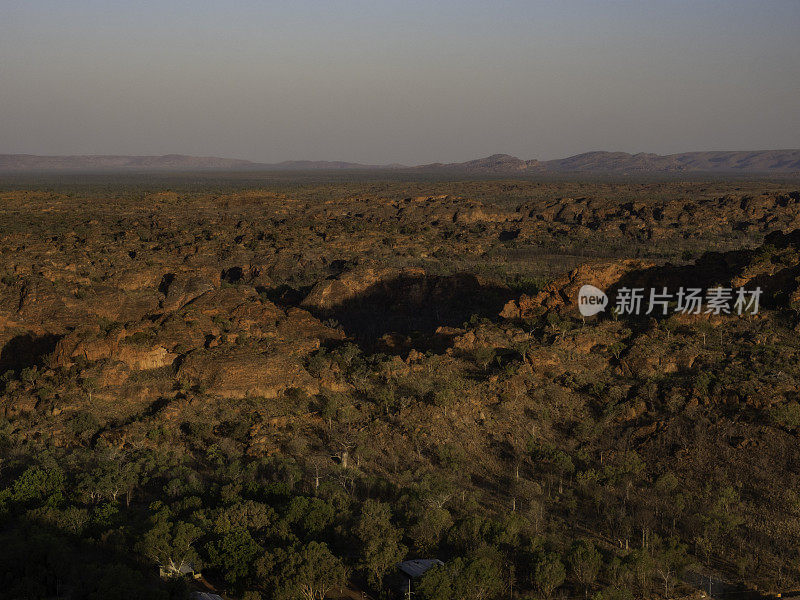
[{"x1": 769, "y1": 400, "x2": 800, "y2": 428}]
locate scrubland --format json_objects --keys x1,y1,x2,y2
[{"x1": 1, "y1": 174, "x2": 800, "y2": 600}]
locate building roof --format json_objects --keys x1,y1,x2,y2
[
  {"x1": 397, "y1": 559, "x2": 444, "y2": 579},
  {"x1": 191, "y1": 593, "x2": 223, "y2": 600}
]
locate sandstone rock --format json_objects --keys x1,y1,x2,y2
[
  {"x1": 18, "y1": 277, "x2": 76, "y2": 325},
  {"x1": 50, "y1": 327, "x2": 176, "y2": 370},
  {"x1": 84, "y1": 286, "x2": 160, "y2": 322},
  {"x1": 160, "y1": 274, "x2": 215, "y2": 312},
  {"x1": 301, "y1": 267, "x2": 422, "y2": 311},
  {"x1": 501, "y1": 259, "x2": 653, "y2": 319},
  {"x1": 622, "y1": 400, "x2": 647, "y2": 422},
  {"x1": 177, "y1": 348, "x2": 318, "y2": 399},
  {"x1": 275, "y1": 307, "x2": 344, "y2": 354},
  {"x1": 94, "y1": 362, "x2": 132, "y2": 387},
  {"x1": 110, "y1": 269, "x2": 163, "y2": 291},
  {"x1": 50, "y1": 326, "x2": 111, "y2": 367},
  {"x1": 115, "y1": 344, "x2": 177, "y2": 370},
  {"x1": 453, "y1": 203, "x2": 510, "y2": 224}
]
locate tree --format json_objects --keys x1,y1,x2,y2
[
  {"x1": 89, "y1": 456, "x2": 140, "y2": 504},
  {"x1": 605, "y1": 556, "x2": 633, "y2": 592},
  {"x1": 454, "y1": 556, "x2": 503, "y2": 600},
  {"x1": 205, "y1": 526, "x2": 262, "y2": 586},
  {"x1": 552, "y1": 450, "x2": 575, "y2": 494},
  {"x1": 418, "y1": 552, "x2": 504, "y2": 600},
  {"x1": 285, "y1": 496, "x2": 335, "y2": 538},
  {"x1": 267, "y1": 542, "x2": 348, "y2": 600},
  {"x1": 408, "y1": 506, "x2": 452, "y2": 554},
  {"x1": 417, "y1": 563, "x2": 453, "y2": 600},
  {"x1": 534, "y1": 552, "x2": 566, "y2": 599},
  {"x1": 568, "y1": 540, "x2": 602, "y2": 598},
  {"x1": 455, "y1": 551, "x2": 505, "y2": 600},
  {"x1": 446, "y1": 514, "x2": 492, "y2": 554},
  {"x1": 354, "y1": 500, "x2": 406, "y2": 587},
  {"x1": 214, "y1": 500, "x2": 275, "y2": 534},
  {"x1": 11, "y1": 464, "x2": 65, "y2": 505},
  {"x1": 137, "y1": 512, "x2": 203, "y2": 579},
  {"x1": 653, "y1": 536, "x2": 690, "y2": 598},
  {"x1": 628, "y1": 548, "x2": 654, "y2": 596},
  {"x1": 294, "y1": 542, "x2": 348, "y2": 600},
  {"x1": 591, "y1": 586, "x2": 633, "y2": 600}
]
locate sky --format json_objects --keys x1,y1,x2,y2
[{"x1": 1, "y1": 0, "x2": 798, "y2": 164}]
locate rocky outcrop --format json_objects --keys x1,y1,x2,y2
[
  {"x1": 177, "y1": 348, "x2": 318, "y2": 399},
  {"x1": 50, "y1": 327, "x2": 177, "y2": 371},
  {"x1": 452, "y1": 202, "x2": 512, "y2": 224},
  {"x1": 160, "y1": 274, "x2": 215, "y2": 312},
  {"x1": 301, "y1": 267, "x2": 425, "y2": 311},
  {"x1": 501, "y1": 259, "x2": 653, "y2": 318}
]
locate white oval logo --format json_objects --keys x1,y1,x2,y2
[{"x1": 578, "y1": 284, "x2": 608, "y2": 317}]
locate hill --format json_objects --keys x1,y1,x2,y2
[
  {"x1": 0, "y1": 153, "x2": 263, "y2": 171},
  {"x1": 2, "y1": 149, "x2": 800, "y2": 174},
  {"x1": 0, "y1": 154, "x2": 391, "y2": 172},
  {"x1": 417, "y1": 149, "x2": 800, "y2": 174},
  {"x1": 542, "y1": 149, "x2": 800, "y2": 173}
]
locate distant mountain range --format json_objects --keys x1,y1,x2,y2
[
  {"x1": 1, "y1": 150, "x2": 799, "y2": 174},
  {"x1": 417, "y1": 150, "x2": 800, "y2": 174},
  {"x1": 545, "y1": 150, "x2": 800, "y2": 174},
  {"x1": 0, "y1": 154, "x2": 381, "y2": 172}
]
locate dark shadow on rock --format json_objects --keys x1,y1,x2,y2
[
  {"x1": 158, "y1": 272, "x2": 175, "y2": 295},
  {"x1": 499, "y1": 229, "x2": 520, "y2": 241},
  {"x1": 258, "y1": 283, "x2": 315, "y2": 307},
  {"x1": 0, "y1": 333, "x2": 62, "y2": 373},
  {"x1": 221, "y1": 266, "x2": 244, "y2": 283},
  {"x1": 610, "y1": 249, "x2": 753, "y2": 300},
  {"x1": 602, "y1": 241, "x2": 782, "y2": 322},
  {"x1": 309, "y1": 273, "x2": 513, "y2": 353}
]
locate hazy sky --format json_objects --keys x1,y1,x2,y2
[{"x1": 1, "y1": 0, "x2": 798, "y2": 164}]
